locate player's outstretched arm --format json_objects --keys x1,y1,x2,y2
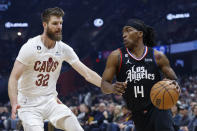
[
  {"x1": 101, "y1": 50, "x2": 127, "y2": 95},
  {"x1": 71, "y1": 60, "x2": 102, "y2": 87},
  {"x1": 63, "y1": 44, "x2": 101, "y2": 87},
  {"x1": 8, "y1": 60, "x2": 26, "y2": 119}
]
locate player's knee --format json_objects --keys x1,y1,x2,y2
[
  {"x1": 70, "y1": 125, "x2": 84, "y2": 131},
  {"x1": 23, "y1": 124, "x2": 44, "y2": 131},
  {"x1": 57, "y1": 116, "x2": 84, "y2": 131}
]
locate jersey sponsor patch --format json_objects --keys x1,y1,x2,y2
[{"x1": 144, "y1": 58, "x2": 153, "y2": 62}]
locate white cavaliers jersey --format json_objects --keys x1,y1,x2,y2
[{"x1": 16, "y1": 35, "x2": 79, "y2": 97}]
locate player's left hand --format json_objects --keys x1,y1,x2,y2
[
  {"x1": 11, "y1": 104, "x2": 21, "y2": 120},
  {"x1": 112, "y1": 81, "x2": 127, "y2": 95}
]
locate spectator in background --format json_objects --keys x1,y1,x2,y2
[
  {"x1": 113, "y1": 105, "x2": 122, "y2": 123},
  {"x1": 171, "y1": 104, "x2": 182, "y2": 130},
  {"x1": 87, "y1": 102, "x2": 106, "y2": 131},
  {"x1": 0, "y1": 107, "x2": 9, "y2": 129},
  {"x1": 107, "y1": 105, "x2": 122, "y2": 131},
  {"x1": 188, "y1": 102, "x2": 197, "y2": 120},
  {"x1": 179, "y1": 104, "x2": 190, "y2": 130},
  {"x1": 70, "y1": 106, "x2": 79, "y2": 116},
  {"x1": 117, "y1": 105, "x2": 134, "y2": 131},
  {"x1": 105, "y1": 103, "x2": 116, "y2": 123},
  {"x1": 78, "y1": 104, "x2": 87, "y2": 124},
  {"x1": 77, "y1": 104, "x2": 94, "y2": 131},
  {"x1": 188, "y1": 104, "x2": 197, "y2": 131}
]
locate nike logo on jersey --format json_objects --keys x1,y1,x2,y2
[{"x1": 55, "y1": 51, "x2": 61, "y2": 56}]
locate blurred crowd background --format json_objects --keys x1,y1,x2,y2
[{"x1": 0, "y1": 0, "x2": 197, "y2": 131}]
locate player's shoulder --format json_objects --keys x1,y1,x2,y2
[
  {"x1": 107, "y1": 48, "x2": 120, "y2": 61},
  {"x1": 20, "y1": 35, "x2": 43, "y2": 54},
  {"x1": 153, "y1": 49, "x2": 169, "y2": 67},
  {"x1": 57, "y1": 41, "x2": 73, "y2": 51},
  {"x1": 110, "y1": 48, "x2": 120, "y2": 57},
  {"x1": 23, "y1": 35, "x2": 41, "y2": 48},
  {"x1": 153, "y1": 49, "x2": 162, "y2": 55},
  {"x1": 26, "y1": 35, "x2": 40, "y2": 44},
  {"x1": 153, "y1": 49, "x2": 166, "y2": 61}
]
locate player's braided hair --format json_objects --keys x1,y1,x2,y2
[
  {"x1": 41, "y1": 7, "x2": 64, "y2": 23},
  {"x1": 126, "y1": 19, "x2": 156, "y2": 47}
]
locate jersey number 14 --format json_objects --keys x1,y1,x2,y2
[{"x1": 134, "y1": 86, "x2": 144, "y2": 98}]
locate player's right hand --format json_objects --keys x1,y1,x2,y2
[
  {"x1": 112, "y1": 81, "x2": 127, "y2": 95},
  {"x1": 163, "y1": 78, "x2": 181, "y2": 94},
  {"x1": 11, "y1": 104, "x2": 20, "y2": 120}
]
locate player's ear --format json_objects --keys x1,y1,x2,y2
[
  {"x1": 138, "y1": 31, "x2": 143, "y2": 38},
  {"x1": 43, "y1": 22, "x2": 47, "y2": 28}
]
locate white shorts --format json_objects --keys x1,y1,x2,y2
[{"x1": 17, "y1": 93, "x2": 81, "y2": 130}]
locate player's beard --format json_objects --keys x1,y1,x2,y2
[{"x1": 46, "y1": 27, "x2": 62, "y2": 41}]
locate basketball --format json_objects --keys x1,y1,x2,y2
[{"x1": 150, "y1": 80, "x2": 180, "y2": 110}]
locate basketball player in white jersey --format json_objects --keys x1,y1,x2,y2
[{"x1": 8, "y1": 7, "x2": 103, "y2": 131}]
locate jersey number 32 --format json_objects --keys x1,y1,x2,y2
[{"x1": 35, "y1": 74, "x2": 50, "y2": 86}]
